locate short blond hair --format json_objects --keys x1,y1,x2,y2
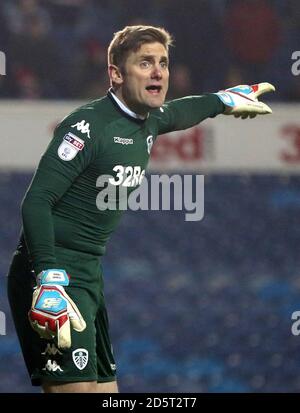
[{"x1": 108, "y1": 25, "x2": 173, "y2": 69}]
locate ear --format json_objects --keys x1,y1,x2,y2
[{"x1": 108, "y1": 64, "x2": 123, "y2": 86}]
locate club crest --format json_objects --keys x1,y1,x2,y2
[
  {"x1": 72, "y1": 348, "x2": 89, "y2": 370},
  {"x1": 146, "y1": 135, "x2": 153, "y2": 154}
]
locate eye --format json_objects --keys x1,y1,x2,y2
[
  {"x1": 140, "y1": 61, "x2": 151, "y2": 69},
  {"x1": 160, "y1": 61, "x2": 168, "y2": 69}
]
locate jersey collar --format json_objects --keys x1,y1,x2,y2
[{"x1": 107, "y1": 88, "x2": 149, "y2": 122}]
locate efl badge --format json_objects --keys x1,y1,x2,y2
[
  {"x1": 146, "y1": 135, "x2": 153, "y2": 154},
  {"x1": 72, "y1": 348, "x2": 89, "y2": 370},
  {"x1": 58, "y1": 132, "x2": 85, "y2": 161}
]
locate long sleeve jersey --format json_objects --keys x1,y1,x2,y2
[{"x1": 21, "y1": 89, "x2": 224, "y2": 273}]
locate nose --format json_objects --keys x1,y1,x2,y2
[{"x1": 151, "y1": 65, "x2": 162, "y2": 80}]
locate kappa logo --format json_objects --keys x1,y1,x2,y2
[
  {"x1": 43, "y1": 360, "x2": 63, "y2": 372},
  {"x1": 71, "y1": 120, "x2": 91, "y2": 139},
  {"x1": 58, "y1": 132, "x2": 85, "y2": 161},
  {"x1": 72, "y1": 348, "x2": 89, "y2": 370},
  {"x1": 42, "y1": 343, "x2": 63, "y2": 356},
  {"x1": 114, "y1": 137, "x2": 133, "y2": 145},
  {"x1": 146, "y1": 135, "x2": 153, "y2": 154}
]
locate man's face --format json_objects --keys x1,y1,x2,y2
[{"x1": 116, "y1": 42, "x2": 169, "y2": 115}]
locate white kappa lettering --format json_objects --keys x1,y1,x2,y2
[{"x1": 114, "y1": 137, "x2": 134, "y2": 145}]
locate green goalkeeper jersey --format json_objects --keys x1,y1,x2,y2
[{"x1": 21, "y1": 89, "x2": 224, "y2": 274}]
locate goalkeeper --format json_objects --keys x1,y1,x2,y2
[{"x1": 7, "y1": 24, "x2": 275, "y2": 393}]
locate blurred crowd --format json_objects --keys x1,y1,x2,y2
[{"x1": 0, "y1": 0, "x2": 299, "y2": 101}]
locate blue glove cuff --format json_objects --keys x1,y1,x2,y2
[
  {"x1": 37, "y1": 269, "x2": 69, "y2": 286},
  {"x1": 214, "y1": 92, "x2": 235, "y2": 107}
]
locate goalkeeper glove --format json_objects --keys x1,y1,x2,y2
[
  {"x1": 215, "y1": 82, "x2": 275, "y2": 119},
  {"x1": 28, "y1": 269, "x2": 86, "y2": 349}
]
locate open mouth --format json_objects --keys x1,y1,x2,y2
[{"x1": 146, "y1": 85, "x2": 162, "y2": 95}]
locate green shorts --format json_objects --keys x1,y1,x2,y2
[{"x1": 7, "y1": 244, "x2": 116, "y2": 386}]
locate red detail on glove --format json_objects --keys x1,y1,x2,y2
[
  {"x1": 29, "y1": 308, "x2": 69, "y2": 333},
  {"x1": 251, "y1": 84, "x2": 259, "y2": 93},
  {"x1": 28, "y1": 284, "x2": 70, "y2": 335},
  {"x1": 35, "y1": 285, "x2": 64, "y2": 305},
  {"x1": 225, "y1": 90, "x2": 254, "y2": 102}
]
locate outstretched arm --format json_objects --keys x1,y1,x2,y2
[{"x1": 156, "y1": 83, "x2": 275, "y2": 134}]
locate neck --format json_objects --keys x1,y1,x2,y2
[{"x1": 112, "y1": 88, "x2": 148, "y2": 119}]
